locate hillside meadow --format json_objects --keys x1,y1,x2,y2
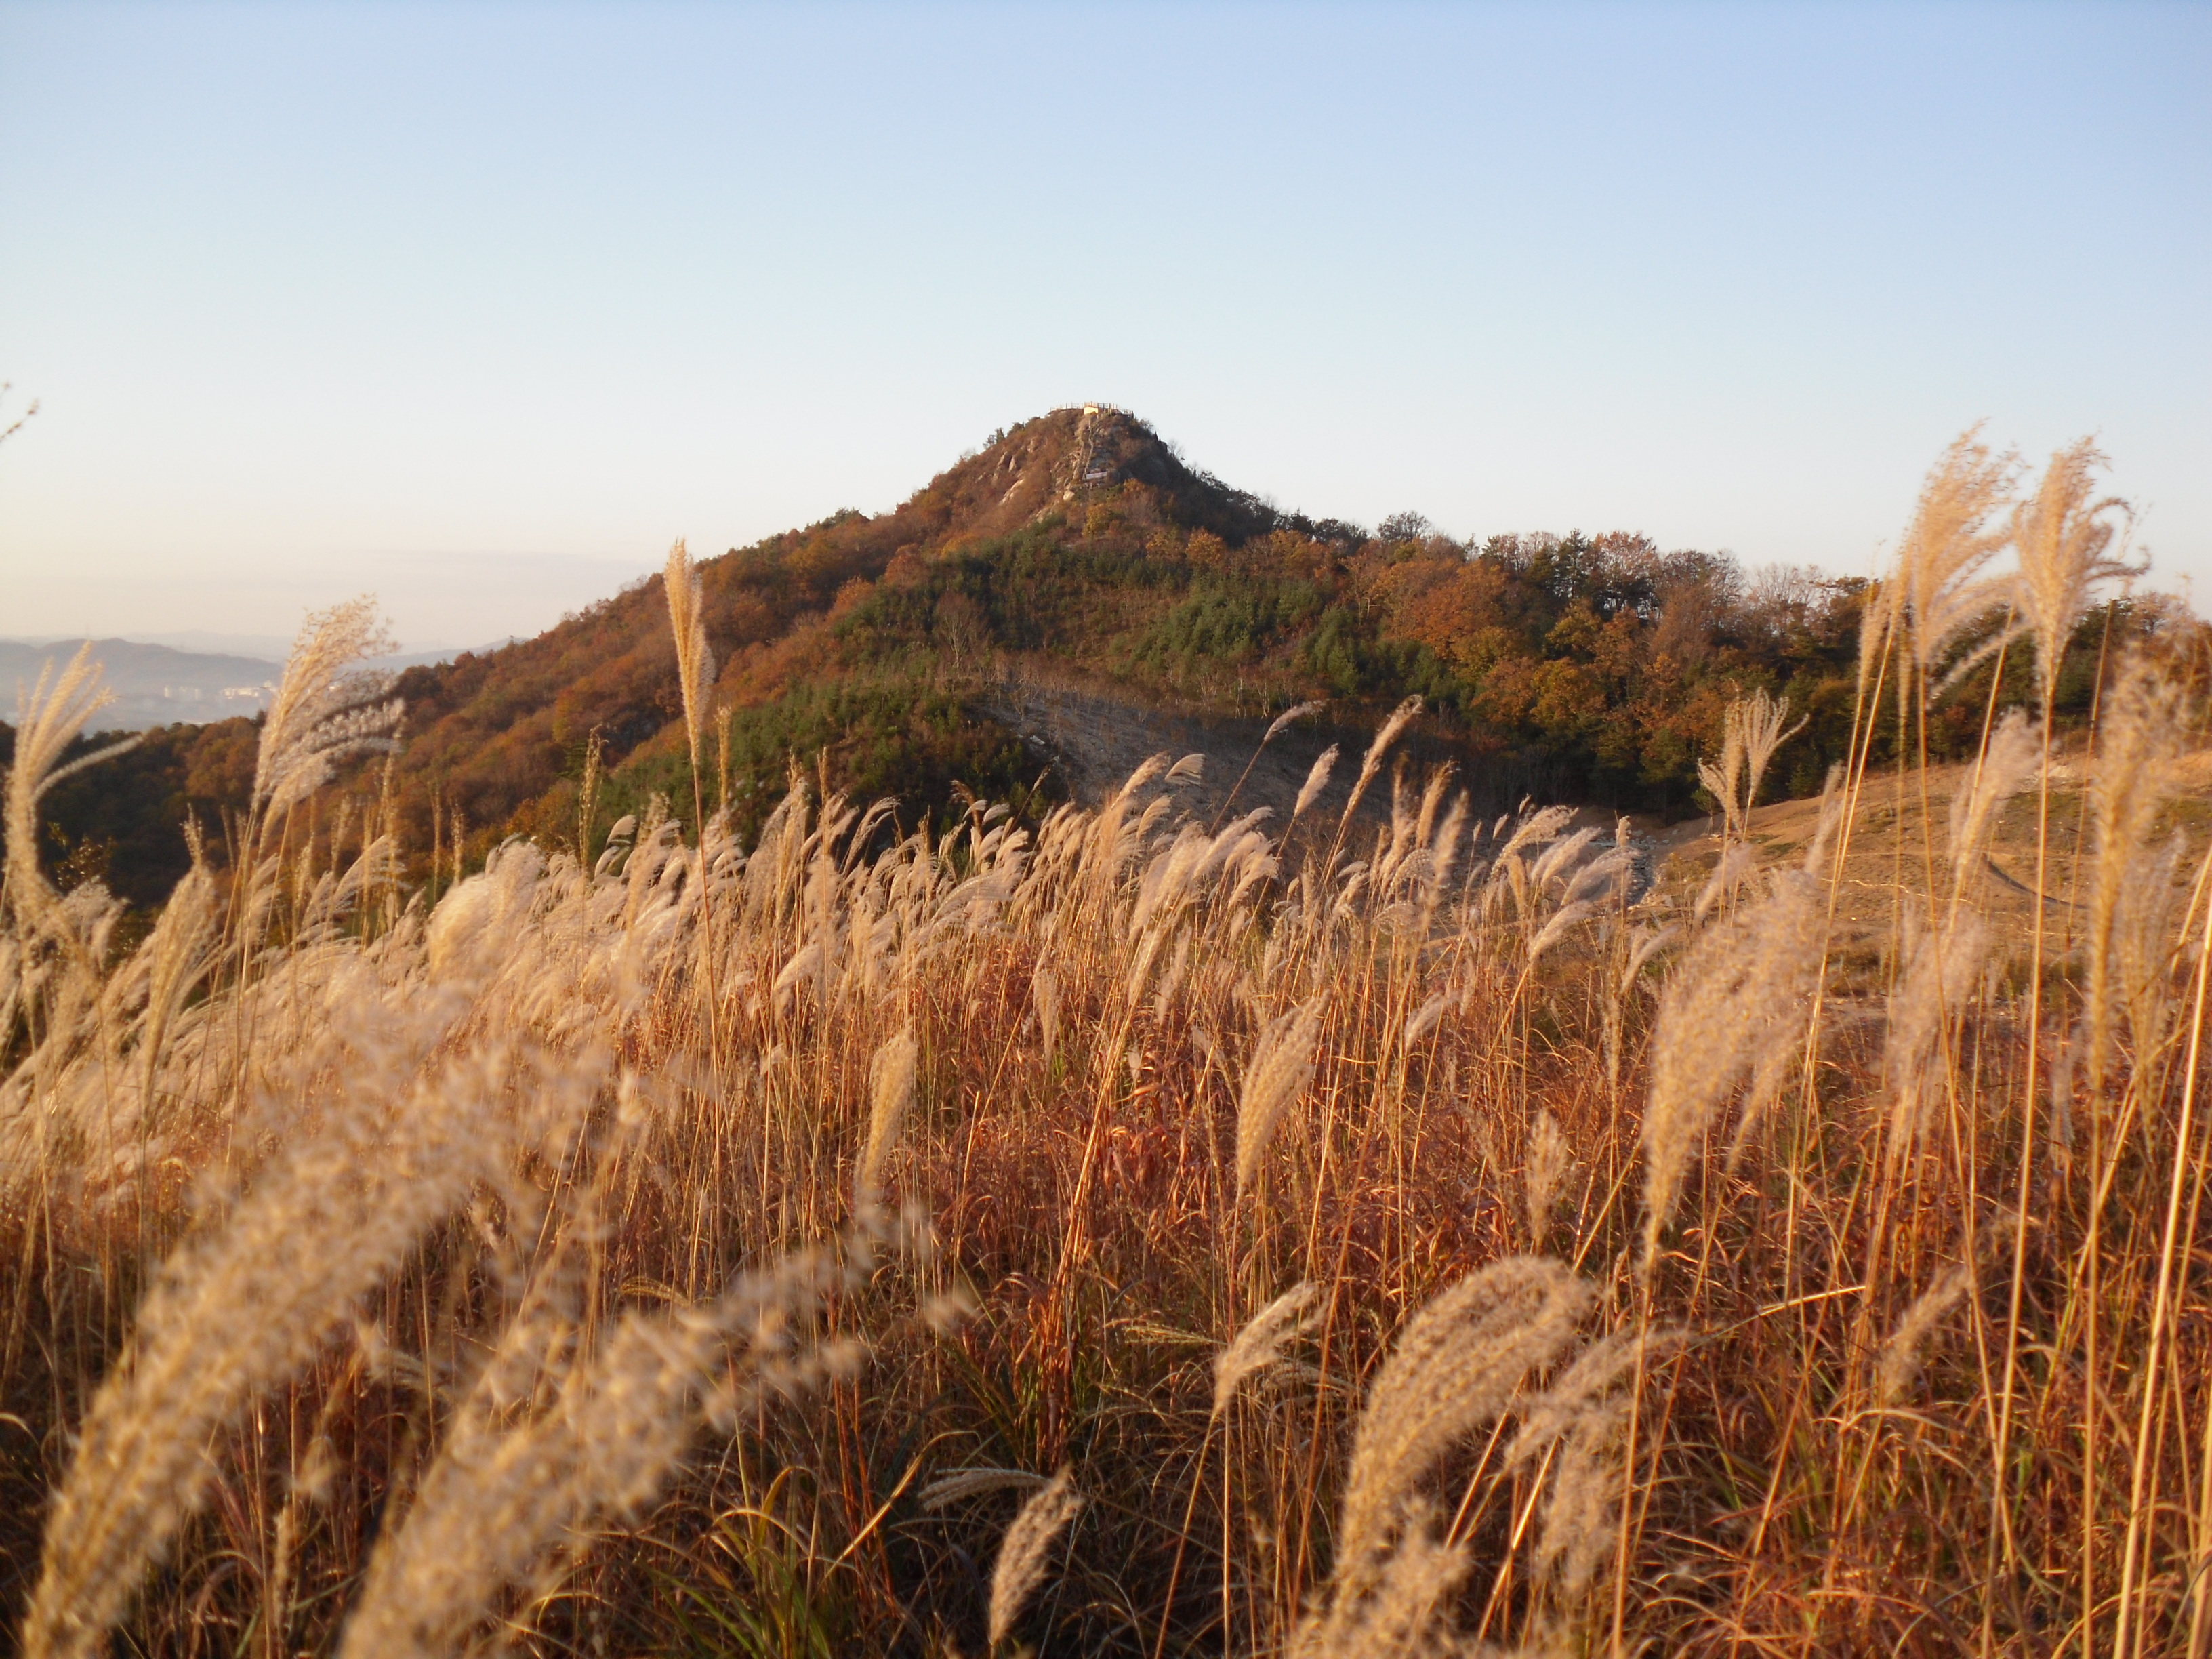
[{"x1": 3, "y1": 430, "x2": 2212, "y2": 1656}]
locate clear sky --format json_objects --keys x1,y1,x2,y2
[{"x1": 1, "y1": 1, "x2": 2205, "y2": 649}]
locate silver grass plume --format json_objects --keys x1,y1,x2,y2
[
  {"x1": 1234, "y1": 998, "x2": 1324, "y2": 1205},
  {"x1": 1506, "y1": 1330, "x2": 1641, "y2": 1464},
  {"x1": 1945, "y1": 710, "x2": 2039, "y2": 909},
  {"x1": 3, "y1": 645, "x2": 137, "y2": 944},
  {"x1": 337, "y1": 1217, "x2": 901, "y2": 1659},
  {"x1": 2084, "y1": 653, "x2": 2184, "y2": 1092},
  {"x1": 1528, "y1": 825, "x2": 1600, "y2": 893},
  {"x1": 1694, "y1": 714, "x2": 1746, "y2": 843},
  {"x1": 663, "y1": 538, "x2": 717, "y2": 772},
  {"x1": 987, "y1": 1466, "x2": 1084, "y2": 1649},
  {"x1": 1284, "y1": 1509, "x2": 1480, "y2": 1659},
  {"x1": 1400, "y1": 991, "x2": 1448, "y2": 1053},
  {"x1": 1213, "y1": 1280, "x2": 1319, "y2": 1417},
  {"x1": 131, "y1": 860, "x2": 218, "y2": 1128},
  {"x1": 1265, "y1": 699, "x2": 1325, "y2": 745},
  {"x1": 1524, "y1": 1109, "x2": 1572, "y2": 1250},
  {"x1": 1883, "y1": 426, "x2": 2019, "y2": 691},
  {"x1": 1882, "y1": 902, "x2": 1992, "y2": 1157},
  {"x1": 2114, "y1": 835, "x2": 2188, "y2": 1081},
  {"x1": 917, "y1": 1467, "x2": 1050, "y2": 1511},
  {"x1": 1286, "y1": 1261, "x2": 1591, "y2": 1659},
  {"x1": 1640, "y1": 837, "x2": 1830, "y2": 1272},
  {"x1": 1507, "y1": 1327, "x2": 1687, "y2": 1595},
  {"x1": 1856, "y1": 570, "x2": 1893, "y2": 702},
  {"x1": 1294, "y1": 743, "x2": 1340, "y2": 819},
  {"x1": 1527, "y1": 899, "x2": 1601, "y2": 970},
  {"x1": 1343, "y1": 697, "x2": 1422, "y2": 823},
  {"x1": 2011, "y1": 437, "x2": 2137, "y2": 706},
  {"x1": 1536, "y1": 1418, "x2": 1629, "y2": 1599},
  {"x1": 251, "y1": 598, "x2": 402, "y2": 841},
  {"x1": 1876, "y1": 1262, "x2": 1975, "y2": 1406},
  {"x1": 857, "y1": 1025, "x2": 919, "y2": 1206},
  {"x1": 1697, "y1": 689, "x2": 1805, "y2": 844},
  {"x1": 1733, "y1": 689, "x2": 1805, "y2": 825},
  {"x1": 24, "y1": 1037, "x2": 600, "y2": 1659},
  {"x1": 1692, "y1": 844, "x2": 1755, "y2": 922},
  {"x1": 1874, "y1": 711, "x2": 2037, "y2": 1155},
  {"x1": 1336, "y1": 1256, "x2": 1591, "y2": 1576}
]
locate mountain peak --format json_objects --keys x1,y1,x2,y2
[{"x1": 915, "y1": 405, "x2": 1362, "y2": 552}]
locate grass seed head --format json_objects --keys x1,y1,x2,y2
[
  {"x1": 1876, "y1": 1262, "x2": 1976, "y2": 1406},
  {"x1": 1524, "y1": 1110, "x2": 1572, "y2": 1250},
  {"x1": 1295, "y1": 743, "x2": 1340, "y2": 819},
  {"x1": 2012, "y1": 436, "x2": 2135, "y2": 703},
  {"x1": 859, "y1": 1025, "x2": 920, "y2": 1206},
  {"x1": 663, "y1": 539, "x2": 717, "y2": 772},
  {"x1": 1213, "y1": 1280, "x2": 1319, "y2": 1418},
  {"x1": 1336, "y1": 1256, "x2": 1591, "y2": 1575},
  {"x1": 987, "y1": 1467, "x2": 1084, "y2": 1649},
  {"x1": 1235, "y1": 998, "x2": 1324, "y2": 1206}
]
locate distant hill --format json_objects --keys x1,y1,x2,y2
[
  {"x1": 0, "y1": 638, "x2": 281, "y2": 731},
  {"x1": 6, "y1": 403, "x2": 2176, "y2": 907},
  {"x1": 1, "y1": 638, "x2": 493, "y2": 732}
]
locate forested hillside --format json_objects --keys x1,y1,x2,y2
[{"x1": 6, "y1": 405, "x2": 2193, "y2": 906}]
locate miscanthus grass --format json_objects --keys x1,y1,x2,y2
[
  {"x1": 6, "y1": 429, "x2": 2212, "y2": 1656},
  {"x1": 986, "y1": 1466, "x2": 1085, "y2": 1650}
]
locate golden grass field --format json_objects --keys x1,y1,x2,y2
[{"x1": 4, "y1": 432, "x2": 2210, "y2": 1656}]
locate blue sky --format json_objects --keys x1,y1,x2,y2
[{"x1": 1, "y1": 1, "x2": 2205, "y2": 648}]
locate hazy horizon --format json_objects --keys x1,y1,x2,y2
[{"x1": 3, "y1": 1, "x2": 2206, "y2": 645}]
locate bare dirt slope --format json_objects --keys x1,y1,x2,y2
[{"x1": 981, "y1": 670, "x2": 1543, "y2": 838}]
